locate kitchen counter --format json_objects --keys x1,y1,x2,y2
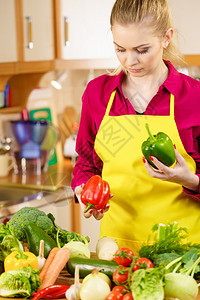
[{"x1": 0, "y1": 158, "x2": 74, "y2": 191}]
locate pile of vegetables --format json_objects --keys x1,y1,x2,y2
[
  {"x1": 105, "y1": 222, "x2": 200, "y2": 300},
  {"x1": 1, "y1": 207, "x2": 200, "y2": 300},
  {"x1": 8, "y1": 207, "x2": 89, "y2": 248},
  {"x1": 0, "y1": 207, "x2": 90, "y2": 298}
]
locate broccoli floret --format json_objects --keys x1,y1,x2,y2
[{"x1": 9, "y1": 207, "x2": 55, "y2": 242}]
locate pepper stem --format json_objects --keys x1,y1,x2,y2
[
  {"x1": 84, "y1": 202, "x2": 95, "y2": 213},
  {"x1": 145, "y1": 123, "x2": 156, "y2": 141},
  {"x1": 15, "y1": 249, "x2": 28, "y2": 260}
]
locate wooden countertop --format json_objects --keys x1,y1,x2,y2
[{"x1": 0, "y1": 158, "x2": 74, "y2": 191}]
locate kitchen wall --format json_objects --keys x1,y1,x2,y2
[
  {"x1": 0, "y1": 69, "x2": 110, "y2": 147},
  {"x1": 26, "y1": 68, "x2": 112, "y2": 154},
  {"x1": 28, "y1": 69, "x2": 108, "y2": 114}
]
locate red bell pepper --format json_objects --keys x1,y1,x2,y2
[{"x1": 81, "y1": 175, "x2": 110, "y2": 213}]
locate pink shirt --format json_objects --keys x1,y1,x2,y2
[{"x1": 72, "y1": 61, "x2": 200, "y2": 201}]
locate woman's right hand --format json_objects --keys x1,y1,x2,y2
[{"x1": 75, "y1": 184, "x2": 110, "y2": 220}]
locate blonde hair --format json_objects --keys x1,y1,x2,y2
[{"x1": 110, "y1": 0, "x2": 184, "y2": 74}]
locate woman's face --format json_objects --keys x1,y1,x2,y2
[{"x1": 112, "y1": 21, "x2": 167, "y2": 77}]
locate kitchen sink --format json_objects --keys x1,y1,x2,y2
[
  {"x1": 0, "y1": 185, "x2": 74, "y2": 220},
  {"x1": 0, "y1": 186, "x2": 43, "y2": 202}
]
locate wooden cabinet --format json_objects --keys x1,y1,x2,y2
[
  {"x1": 55, "y1": 0, "x2": 118, "y2": 69},
  {"x1": 22, "y1": 0, "x2": 54, "y2": 61},
  {"x1": 0, "y1": 0, "x2": 55, "y2": 113},
  {"x1": 0, "y1": 0, "x2": 17, "y2": 63},
  {"x1": 0, "y1": 0, "x2": 54, "y2": 64},
  {"x1": 168, "y1": 0, "x2": 200, "y2": 55},
  {"x1": 57, "y1": 0, "x2": 115, "y2": 60}
]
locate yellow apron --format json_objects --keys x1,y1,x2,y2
[{"x1": 94, "y1": 90, "x2": 200, "y2": 253}]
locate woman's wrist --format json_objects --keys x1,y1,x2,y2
[{"x1": 182, "y1": 173, "x2": 200, "y2": 193}]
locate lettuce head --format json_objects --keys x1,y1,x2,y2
[
  {"x1": 0, "y1": 265, "x2": 41, "y2": 298},
  {"x1": 130, "y1": 267, "x2": 165, "y2": 300}
]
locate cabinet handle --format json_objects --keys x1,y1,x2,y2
[
  {"x1": 27, "y1": 16, "x2": 33, "y2": 49},
  {"x1": 64, "y1": 17, "x2": 70, "y2": 47}
]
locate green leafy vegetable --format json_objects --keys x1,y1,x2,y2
[
  {"x1": 0, "y1": 235, "x2": 24, "y2": 262},
  {"x1": 7, "y1": 208, "x2": 89, "y2": 248},
  {"x1": 47, "y1": 213, "x2": 89, "y2": 247},
  {"x1": 8, "y1": 207, "x2": 55, "y2": 242},
  {"x1": 153, "y1": 252, "x2": 181, "y2": 268},
  {"x1": 139, "y1": 222, "x2": 200, "y2": 262},
  {"x1": 130, "y1": 267, "x2": 165, "y2": 300},
  {"x1": 0, "y1": 265, "x2": 41, "y2": 298},
  {"x1": 0, "y1": 223, "x2": 12, "y2": 243}
]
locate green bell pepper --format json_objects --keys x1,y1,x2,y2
[{"x1": 142, "y1": 123, "x2": 175, "y2": 169}]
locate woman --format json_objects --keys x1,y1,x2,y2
[{"x1": 71, "y1": 0, "x2": 200, "y2": 252}]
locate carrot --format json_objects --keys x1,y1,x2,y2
[
  {"x1": 39, "y1": 247, "x2": 60, "y2": 282},
  {"x1": 38, "y1": 247, "x2": 71, "y2": 290}
]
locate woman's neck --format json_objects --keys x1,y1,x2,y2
[
  {"x1": 122, "y1": 61, "x2": 169, "y2": 113},
  {"x1": 128, "y1": 61, "x2": 168, "y2": 91}
]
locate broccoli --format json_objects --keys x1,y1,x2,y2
[{"x1": 8, "y1": 207, "x2": 55, "y2": 242}]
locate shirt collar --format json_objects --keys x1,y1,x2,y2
[
  {"x1": 112, "y1": 70, "x2": 125, "y2": 92},
  {"x1": 159, "y1": 60, "x2": 182, "y2": 96},
  {"x1": 111, "y1": 61, "x2": 182, "y2": 96}
]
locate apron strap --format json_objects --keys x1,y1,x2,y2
[
  {"x1": 170, "y1": 94, "x2": 175, "y2": 117},
  {"x1": 106, "y1": 90, "x2": 175, "y2": 117},
  {"x1": 105, "y1": 90, "x2": 117, "y2": 116}
]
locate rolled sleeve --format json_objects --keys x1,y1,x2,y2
[
  {"x1": 71, "y1": 87, "x2": 102, "y2": 192},
  {"x1": 183, "y1": 173, "x2": 200, "y2": 201}
]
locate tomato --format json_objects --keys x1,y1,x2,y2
[
  {"x1": 107, "y1": 291, "x2": 124, "y2": 300},
  {"x1": 132, "y1": 257, "x2": 154, "y2": 271},
  {"x1": 113, "y1": 266, "x2": 129, "y2": 285},
  {"x1": 112, "y1": 285, "x2": 127, "y2": 294},
  {"x1": 123, "y1": 292, "x2": 134, "y2": 300},
  {"x1": 115, "y1": 247, "x2": 134, "y2": 267}
]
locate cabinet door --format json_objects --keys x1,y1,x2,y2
[
  {"x1": 0, "y1": 0, "x2": 17, "y2": 62},
  {"x1": 60, "y1": 0, "x2": 117, "y2": 60},
  {"x1": 168, "y1": 0, "x2": 200, "y2": 54},
  {"x1": 22, "y1": 0, "x2": 54, "y2": 61},
  {"x1": 40, "y1": 199, "x2": 71, "y2": 231}
]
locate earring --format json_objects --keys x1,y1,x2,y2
[{"x1": 164, "y1": 42, "x2": 169, "y2": 49}]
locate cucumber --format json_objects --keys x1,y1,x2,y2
[
  {"x1": 66, "y1": 257, "x2": 118, "y2": 279},
  {"x1": 25, "y1": 223, "x2": 57, "y2": 258}
]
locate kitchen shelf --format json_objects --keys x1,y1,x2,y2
[
  {"x1": 184, "y1": 55, "x2": 200, "y2": 67},
  {"x1": 0, "y1": 106, "x2": 23, "y2": 114},
  {"x1": 0, "y1": 61, "x2": 54, "y2": 76}
]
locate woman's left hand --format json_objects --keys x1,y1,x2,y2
[{"x1": 143, "y1": 149, "x2": 199, "y2": 192}]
